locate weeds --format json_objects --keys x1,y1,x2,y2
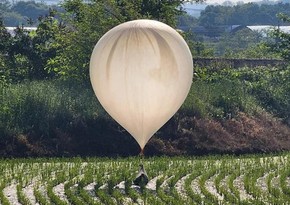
[{"x1": 1, "y1": 66, "x2": 290, "y2": 157}]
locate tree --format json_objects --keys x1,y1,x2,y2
[
  {"x1": 269, "y1": 13, "x2": 290, "y2": 61},
  {"x1": 47, "y1": 0, "x2": 203, "y2": 80},
  {"x1": 198, "y1": 2, "x2": 290, "y2": 27},
  {"x1": 0, "y1": 17, "x2": 12, "y2": 83},
  {"x1": 216, "y1": 28, "x2": 264, "y2": 57},
  {"x1": 11, "y1": 1, "x2": 49, "y2": 24},
  {"x1": 0, "y1": 0, "x2": 10, "y2": 12},
  {"x1": 0, "y1": 10, "x2": 65, "y2": 82}
]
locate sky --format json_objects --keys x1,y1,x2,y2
[{"x1": 205, "y1": 0, "x2": 279, "y2": 4}]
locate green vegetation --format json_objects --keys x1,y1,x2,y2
[
  {"x1": 1, "y1": 1, "x2": 290, "y2": 202},
  {"x1": 1, "y1": 65, "x2": 290, "y2": 157},
  {"x1": 198, "y1": 3, "x2": 290, "y2": 28},
  {"x1": 1, "y1": 1, "x2": 290, "y2": 83},
  {"x1": 0, "y1": 0, "x2": 56, "y2": 26},
  {"x1": 186, "y1": 65, "x2": 290, "y2": 121},
  {"x1": 1, "y1": 0, "x2": 290, "y2": 157},
  {"x1": 1, "y1": 0, "x2": 195, "y2": 82},
  {"x1": 0, "y1": 154, "x2": 289, "y2": 204},
  {"x1": 269, "y1": 13, "x2": 290, "y2": 61}
]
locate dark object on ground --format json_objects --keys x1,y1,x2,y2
[{"x1": 133, "y1": 164, "x2": 149, "y2": 186}]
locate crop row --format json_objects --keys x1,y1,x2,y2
[{"x1": 0, "y1": 154, "x2": 289, "y2": 204}]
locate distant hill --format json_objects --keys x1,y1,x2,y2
[
  {"x1": 8, "y1": 0, "x2": 61, "y2": 5},
  {"x1": 182, "y1": 2, "x2": 207, "y2": 17}
]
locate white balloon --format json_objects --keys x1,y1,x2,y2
[{"x1": 90, "y1": 19, "x2": 193, "y2": 150}]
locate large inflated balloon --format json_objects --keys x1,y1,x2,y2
[{"x1": 90, "y1": 19, "x2": 193, "y2": 150}]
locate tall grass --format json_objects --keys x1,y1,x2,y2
[
  {"x1": 2, "y1": 65, "x2": 289, "y2": 137},
  {"x1": 0, "y1": 80, "x2": 104, "y2": 138},
  {"x1": 182, "y1": 65, "x2": 290, "y2": 121},
  {"x1": 182, "y1": 78, "x2": 258, "y2": 119},
  {"x1": 1, "y1": 65, "x2": 290, "y2": 156}
]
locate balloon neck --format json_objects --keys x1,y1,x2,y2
[{"x1": 139, "y1": 149, "x2": 144, "y2": 157}]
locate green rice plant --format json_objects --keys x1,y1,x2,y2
[
  {"x1": 64, "y1": 181, "x2": 87, "y2": 205},
  {"x1": 244, "y1": 167, "x2": 263, "y2": 196},
  {"x1": 280, "y1": 168, "x2": 290, "y2": 196},
  {"x1": 156, "y1": 175, "x2": 176, "y2": 204},
  {"x1": 33, "y1": 186, "x2": 50, "y2": 205},
  {"x1": 199, "y1": 166, "x2": 219, "y2": 204},
  {"x1": 0, "y1": 184, "x2": 10, "y2": 205},
  {"x1": 1, "y1": 153, "x2": 290, "y2": 204},
  {"x1": 126, "y1": 187, "x2": 140, "y2": 204},
  {"x1": 16, "y1": 182, "x2": 32, "y2": 205},
  {"x1": 47, "y1": 179, "x2": 68, "y2": 205},
  {"x1": 184, "y1": 170, "x2": 203, "y2": 204},
  {"x1": 227, "y1": 171, "x2": 246, "y2": 204},
  {"x1": 79, "y1": 188, "x2": 101, "y2": 205},
  {"x1": 96, "y1": 189, "x2": 116, "y2": 205},
  {"x1": 213, "y1": 164, "x2": 240, "y2": 205}
]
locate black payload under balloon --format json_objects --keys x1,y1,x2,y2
[{"x1": 133, "y1": 164, "x2": 149, "y2": 186}]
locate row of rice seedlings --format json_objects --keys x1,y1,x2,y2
[
  {"x1": 93, "y1": 167, "x2": 118, "y2": 205},
  {"x1": 199, "y1": 165, "x2": 219, "y2": 204},
  {"x1": 184, "y1": 165, "x2": 203, "y2": 205},
  {"x1": 77, "y1": 181, "x2": 101, "y2": 205},
  {"x1": 243, "y1": 166, "x2": 265, "y2": 203},
  {"x1": 227, "y1": 169, "x2": 249, "y2": 205},
  {"x1": 217, "y1": 160, "x2": 247, "y2": 204},
  {"x1": 171, "y1": 166, "x2": 196, "y2": 205},
  {"x1": 280, "y1": 167, "x2": 290, "y2": 196},
  {"x1": 215, "y1": 168, "x2": 235, "y2": 204},
  {"x1": 167, "y1": 175, "x2": 186, "y2": 204},
  {"x1": 16, "y1": 182, "x2": 32, "y2": 205},
  {"x1": 65, "y1": 163, "x2": 113, "y2": 205},
  {"x1": 0, "y1": 183, "x2": 10, "y2": 205},
  {"x1": 242, "y1": 156, "x2": 289, "y2": 205},
  {"x1": 264, "y1": 155, "x2": 289, "y2": 204},
  {"x1": 1, "y1": 154, "x2": 290, "y2": 204},
  {"x1": 33, "y1": 185, "x2": 50, "y2": 205},
  {"x1": 149, "y1": 160, "x2": 182, "y2": 204},
  {"x1": 46, "y1": 172, "x2": 68, "y2": 205},
  {"x1": 266, "y1": 171, "x2": 285, "y2": 204},
  {"x1": 59, "y1": 161, "x2": 94, "y2": 205},
  {"x1": 64, "y1": 179, "x2": 87, "y2": 205},
  {"x1": 272, "y1": 166, "x2": 290, "y2": 203}
]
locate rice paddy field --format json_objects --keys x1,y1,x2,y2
[{"x1": 1, "y1": 153, "x2": 290, "y2": 205}]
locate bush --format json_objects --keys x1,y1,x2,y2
[
  {"x1": 1, "y1": 64, "x2": 290, "y2": 157},
  {"x1": 0, "y1": 79, "x2": 102, "y2": 137}
]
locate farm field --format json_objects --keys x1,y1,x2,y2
[{"x1": 0, "y1": 154, "x2": 290, "y2": 205}]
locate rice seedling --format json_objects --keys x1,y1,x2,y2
[{"x1": 0, "y1": 154, "x2": 290, "y2": 204}]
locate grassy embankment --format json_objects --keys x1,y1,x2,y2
[{"x1": 1, "y1": 65, "x2": 290, "y2": 157}]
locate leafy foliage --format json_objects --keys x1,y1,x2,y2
[
  {"x1": 1, "y1": 65, "x2": 290, "y2": 156},
  {"x1": 0, "y1": 10, "x2": 65, "y2": 82},
  {"x1": 199, "y1": 2, "x2": 290, "y2": 28},
  {"x1": 268, "y1": 13, "x2": 290, "y2": 61},
  {"x1": 46, "y1": 0, "x2": 189, "y2": 80},
  {"x1": 0, "y1": 0, "x2": 56, "y2": 26}
]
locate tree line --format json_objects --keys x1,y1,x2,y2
[
  {"x1": 1, "y1": 0, "x2": 290, "y2": 83},
  {"x1": 178, "y1": 2, "x2": 290, "y2": 33},
  {"x1": 0, "y1": 0, "x2": 199, "y2": 83},
  {"x1": 198, "y1": 2, "x2": 290, "y2": 27},
  {"x1": 0, "y1": 0, "x2": 57, "y2": 26}
]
